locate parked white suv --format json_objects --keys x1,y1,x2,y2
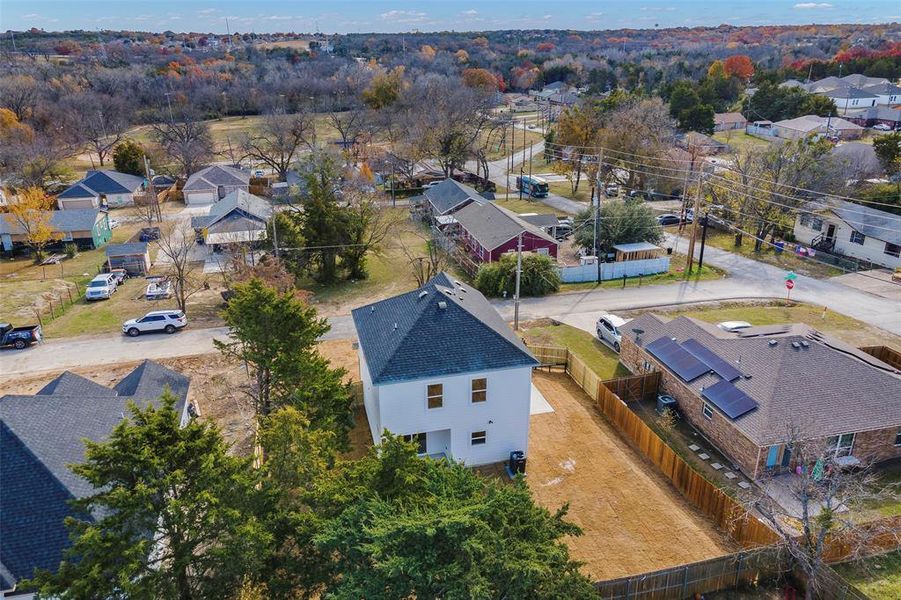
[
  {"x1": 122, "y1": 310, "x2": 188, "y2": 337},
  {"x1": 596, "y1": 313, "x2": 631, "y2": 352},
  {"x1": 85, "y1": 274, "x2": 118, "y2": 301}
]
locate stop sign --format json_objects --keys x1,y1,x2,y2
[{"x1": 785, "y1": 280, "x2": 795, "y2": 290}]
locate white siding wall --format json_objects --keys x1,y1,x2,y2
[
  {"x1": 794, "y1": 214, "x2": 901, "y2": 269},
  {"x1": 58, "y1": 197, "x2": 99, "y2": 210},
  {"x1": 358, "y1": 347, "x2": 381, "y2": 444},
  {"x1": 105, "y1": 192, "x2": 136, "y2": 208},
  {"x1": 370, "y1": 366, "x2": 532, "y2": 466},
  {"x1": 184, "y1": 191, "x2": 216, "y2": 205}
]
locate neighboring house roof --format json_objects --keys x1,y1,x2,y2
[
  {"x1": 624, "y1": 314, "x2": 901, "y2": 446},
  {"x1": 424, "y1": 179, "x2": 487, "y2": 215},
  {"x1": 861, "y1": 82, "x2": 901, "y2": 97},
  {"x1": 518, "y1": 213, "x2": 559, "y2": 229},
  {"x1": 829, "y1": 143, "x2": 883, "y2": 178},
  {"x1": 613, "y1": 242, "x2": 662, "y2": 253},
  {"x1": 57, "y1": 170, "x2": 144, "y2": 200},
  {"x1": 805, "y1": 197, "x2": 901, "y2": 245},
  {"x1": 845, "y1": 105, "x2": 901, "y2": 122},
  {"x1": 352, "y1": 272, "x2": 538, "y2": 385},
  {"x1": 151, "y1": 174, "x2": 177, "y2": 188},
  {"x1": 0, "y1": 209, "x2": 101, "y2": 236},
  {"x1": 183, "y1": 165, "x2": 250, "y2": 192},
  {"x1": 543, "y1": 81, "x2": 567, "y2": 92},
  {"x1": 823, "y1": 87, "x2": 879, "y2": 100},
  {"x1": 714, "y1": 112, "x2": 747, "y2": 125},
  {"x1": 804, "y1": 76, "x2": 845, "y2": 94},
  {"x1": 190, "y1": 190, "x2": 272, "y2": 231},
  {"x1": 774, "y1": 115, "x2": 862, "y2": 133},
  {"x1": 840, "y1": 74, "x2": 890, "y2": 88},
  {"x1": 106, "y1": 242, "x2": 149, "y2": 257},
  {"x1": 455, "y1": 202, "x2": 558, "y2": 251},
  {"x1": 0, "y1": 361, "x2": 190, "y2": 591}
]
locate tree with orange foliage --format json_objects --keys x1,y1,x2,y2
[
  {"x1": 420, "y1": 45, "x2": 436, "y2": 61},
  {"x1": 723, "y1": 55, "x2": 755, "y2": 80},
  {"x1": 536, "y1": 42, "x2": 555, "y2": 52},
  {"x1": 707, "y1": 60, "x2": 726, "y2": 80},
  {"x1": 462, "y1": 68, "x2": 498, "y2": 91},
  {"x1": 455, "y1": 49, "x2": 469, "y2": 64},
  {"x1": 4, "y1": 187, "x2": 60, "y2": 260}
]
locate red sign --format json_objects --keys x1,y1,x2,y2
[{"x1": 785, "y1": 280, "x2": 795, "y2": 290}]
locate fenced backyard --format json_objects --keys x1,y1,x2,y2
[{"x1": 557, "y1": 257, "x2": 671, "y2": 284}]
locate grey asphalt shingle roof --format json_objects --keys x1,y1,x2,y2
[
  {"x1": 352, "y1": 272, "x2": 538, "y2": 385},
  {"x1": 823, "y1": 87, "x2": 878, "y2": 99},
  {"x1": 454, "y1": 202, "x2": 558, "y2": 251},
  {"x1": 625, "y1": 314, "x2": 901, "y2": 446},
  {"x1": 424, "y1": 179, "x2": 486, "y2": 215},
  {"x1": 518, "y1": 213, "x2": 559, "y2": 229},
  {"x1": 183, "y1": 165, "x2": 250, "y2": 192},
  {"x1": 0, "y1": 209, "x2": 101, "y2": 236},
  {"x1": 191, "y1": 190, "x2": 271, "y2": 233},
  {"x1": 862, "y1": 82, "x2": 901, "y2": 96},
  {"x1": 807, "y1": 197, "x2": 901, "y2": 245},
  {"x1": 1, "y1": 361, "x2": 190, "y2": 589},
  {"x1": 57, "y1": 170, "x2": 144, "y2": 199},
  {"x1": 105, "y1": 242, "x2": 148, "y2": 257}
]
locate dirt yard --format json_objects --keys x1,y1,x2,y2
[{"x1": 527, "y1": 371, "x2": 734, "y2": 581}]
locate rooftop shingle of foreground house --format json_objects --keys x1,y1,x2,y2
[
  {"x1": 352, "y1": 273, "x2": 538, "y2": 466},
  {"x1": 0, "y1": 361, "x2": 191, "y2": 594},
  {"x1": 619, "y1": 314, "x2": 901, "y2": 478},
  {"x1": 422, "y1": 179, "x2": 487, "y2": 216}
]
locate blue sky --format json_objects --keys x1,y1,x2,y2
[{"x1": 2, "y1": 1, "x2": 898, "y2": 34}]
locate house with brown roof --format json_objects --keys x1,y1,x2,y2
[
  {"x1": 713, "y1": 112, "x2": 747, "y2": 132},
  {"x1": 619, "y1": 314, "x2": 901, "y2": 480}
]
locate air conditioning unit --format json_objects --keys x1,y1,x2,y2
[{"x1": 509, "y1": 451, "x2": 527, "y2": 475}]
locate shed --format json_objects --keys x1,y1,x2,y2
[
  {"x1": 106, "y1": 242, "x2": 150, "y2": 275},
  {"x1": 613, "y1": 242, "x2": 664, "y2": 262}
]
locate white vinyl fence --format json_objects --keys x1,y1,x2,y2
[{"x1": 558, "y1": 257, "x2": 670, "y2": 283}]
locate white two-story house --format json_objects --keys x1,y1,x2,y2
[
  {"x1": 794, "y1": 197, "x2": 901, "y2": 270},
  {"x1": 352, "y1": 272, "x2": 538, "y2": 467}
]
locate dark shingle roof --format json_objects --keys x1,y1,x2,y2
[
  {"x1": 0, "y1": 209, "x2": 102, "y2": 236},
  {"x1": 352, "y1": 273, "x2": 538, "y2": 385},
  {"x1": 105, "y1": 242, "x2": 148, "y2": 257},
  {"x1": 58, "y1": 171, "x2": 144, "y2": 199},
  {"x1": 454, "y1": 202, "x2": 557, "y2": 251},
  {"x1": 424, "y1": 179, "x2": 486, "y2": 215},
  {"x1": 625, "y1": 314, "x2": 901, "y2": 446},
  {"x1": 0, "y1": 361, "x2": 189, "y2": 589},
  {"x1": 183, "y1": 165, "x2": 250, "y2": 192},
  {"x1": 518, "y1": 213, "x2": 559, "y2": 229}
]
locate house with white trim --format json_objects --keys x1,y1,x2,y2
[
  {"x1": 182, "y1": 165, "x2": 251, "y2": 206},
  {"x1": 56, "y1": 170, "x2": 145, "y2": 209},
  {"x1": 793, "y1": 197, "x2": 901, "y2": 269},
  {"x1": 352, "y1": 273, "x2": 538, "y2": 467}
]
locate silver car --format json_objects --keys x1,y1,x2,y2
[{"x1": 596, "y1": 313, "x2": 630, "y2": 352}]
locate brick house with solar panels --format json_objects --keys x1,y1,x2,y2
[{"x1": 620, "y1": 314, "x2": 901, "y2": 479}]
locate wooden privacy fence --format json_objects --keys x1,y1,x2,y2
[
  {"x1": 859, "y1": 345, "x2": 901, "y2": 371},
  {"x1": 528, "y1": 342, "x2": 779, "y2": 549},
  {"x1": 602, "y1": 372, "x2": 660, "y2": 403},
  {"x1": 529, "y1": 344, "x2": 569, "y2": 368},
  {"x1": 593, "y1": 546, "x2": 790, "y2": 600}
]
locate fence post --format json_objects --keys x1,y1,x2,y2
[
  {"x1": 681, "y1": 565, "x2": 689, "y2": 597},
  {"x1": 734, "y1": 551, "x2": 743, "y2": 587},
  {"x1": 624, "y1": 577, "x2": 631, "y2": 600}
]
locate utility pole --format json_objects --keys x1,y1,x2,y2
[
  {"x1": 594, "y1": 192, "x2": 601, "y2": 283},
  {"x1": 519, "y1": 167, "x2": 525, "y2": 201},
  {"x1": 528, "y1": 142, "x2": 533, "y2": 179},
  {"x1": 513, "y1": 232, "x2": 523, "y2": 330},
  {"x1": 143, "y1": 155, "x2": 161, "y2": 222},
  {"x1": 685, "y1": 173, "x2": 704, "y2": 277},
  {"x1": 697, "y1": 213, "x2": 709, "y2": 271},
  {"x1": 505, "y1": 122, "x2": 511, "y2": 201}
]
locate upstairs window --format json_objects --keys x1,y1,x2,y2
[
  {"x1": 884, "y1": 242, "x2": 901, "y2": 258},
  {"x1": 427, "y1": 384, "x2": 443, "y2": 409},
  {"x1": 702, "y1": 403, "x2": 714, "y2": 420},
  {"x1": 850, "y1": 231, "x2": 865, "y2": 245},
  {"x1": 471, "y1": 378, "x2": 487, "y2": 403}
]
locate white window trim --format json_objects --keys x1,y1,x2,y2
[
  {"x1": 471, "y1": 377, "x2": 487, "y2": 403},
  {"x1": 426, "y1": 383, "x2": 444, "y2": 410},
  {"x1": 702, "y1": 402, "x2": 714, "y2": 420},
  {"x1": 471, "y1": 430, "x2": 487, "y2": 445},
  {"x1": 826, "y1": 433, "x2": 855, "y2": 458}
]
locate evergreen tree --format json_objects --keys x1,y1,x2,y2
[{"x1": 112, "y1": 139, "x2": 146, "y2": 176}]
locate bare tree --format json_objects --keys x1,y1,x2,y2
[
  {"x1": 151, "y1": 111, "x2": 214, "y2": 177},
  {"x1": 61, "y1": 92, "x2": 132, "y2": 167},
  {"x1": 240, "y1": 110, "x2": 315, "y2": 181},
  {"x1": 400, "y1": 230, "x2": 449, "y2": 287},
  {"x1": 326, "y1": 102, "x2": 367, "y2": 165},
  {"x1": 0, "y1": 75, "x2": 40, "y2": 121},
  {"x1": 154, "y1": 220, "x2": 207, "y2": 313},
  {"x1": 598, "y1": 97, "x2": 677, "y2": 191},
  {"x1": 741, "y1": 425, "x2": 899, "y2": 600}
]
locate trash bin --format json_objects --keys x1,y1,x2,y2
[
  {"x1": 509, "y1": 451, "x2": 527, "y2": 474},
  {"x1": 774, "y1": 241, "x2": 785, "y2": 254}
]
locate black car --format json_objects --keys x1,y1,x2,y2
[
  {"x1": 656, "y1": 214, "x2": 681, "y2": 226},
  {"x1": 139, "y1": 227, "x2": 161, "y2": 242}
]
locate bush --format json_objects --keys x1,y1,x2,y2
[
  {"x1": 474, "y1": 253, "x2": 560, "y2": 297},
  {"x1": 63, "y1": 243, "x2": 78, "y2": 258}
]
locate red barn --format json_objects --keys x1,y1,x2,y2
[{"x1": 455, "y1": 202, "x2": 559, "y2": 263}]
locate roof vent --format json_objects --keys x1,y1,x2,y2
[
  {"x1": 791, "y1": 341, "x2": 801, "y2": 349},
  {"x1": 800, "y1": 340, "x2": 810, "y2": 348},
  {"x1": 438, "y1": 301, "x2": 447, "y2": 310},
  {"x1": 743, "y1": 374, "x2": 752, "y2": 380},
  {"x1": 393, "y1": 322, "x2": 398, "y2": 330},
  {"x1": 370, "y1": 306, "x2": 375, "y2": 312},
  {"x1": 455, "y1": 280, "x2": 463, "y2": 286},
  {"x1": 768, "y1": 340, "x2": 778, "y2": 347},
  {"x1": 418, "y1": 290, "x2": 429, "y2": 299}
]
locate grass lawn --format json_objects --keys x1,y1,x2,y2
[
  {"x1": 834, "y1": 551, "x2": 901, "y2": 600},
  {"x1": 492, "y1": 196, "x2": 557, "y2": 215},
  {"x1": 560, "y1": 253, "x2": 726, "y2": 293},
  {"x1": 857, "y1": 460, "x2": 901, "y2": 520},
  {"x1": 301, "y1": 209, "x2": 454, "y2": 316},
  {"x1": 519, "y1": 321, "x2": 629, "y2": 379},
  {"x1": 637, "y1": 300, "x2": 900, "y2": 349},
  {"x1": 712, "y1": 131, "x2": 774, "y2": 152},
  {"x1": 478, "y1": 127, "x2": 544, "y2": 162},
  {"x1": 700, "y1": 229, "x2": 844, "y2": 279},
  {"x1": 547, "y1": 181, "x2": 592, "y2": 204}
]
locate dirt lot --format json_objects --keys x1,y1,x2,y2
[
  {"x1": 527, "y1": 371, "x2": 734, "y2": 580},
  {"x1": 0, "y1": 339, "x2": 364, "y2": 458}
]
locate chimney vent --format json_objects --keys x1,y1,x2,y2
[
  {"x1": 438, "y1": 301, "x2": 447, "y2": 310},
  {"x1": 768, "y1": 340, "x2": 778, "y2": 347}
]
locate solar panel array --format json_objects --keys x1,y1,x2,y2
[
  {"x1": 701, "y1": 380, "x2": 758, "y2": 419},
  {"x1": 681, "y1": 338, "x2": 743, "y2": 382},
  {"x1": 644, "y1": 337, "x2": 710, "y2": 382}
]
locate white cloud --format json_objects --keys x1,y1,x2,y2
[
  {"x1": 23, "y1": 13, "x2": 39, "y2": 18},
  {"x1": 794, "y1": 3, "x2": 833, "y2": 8},
  {"x1": 542, "y1": 14, "x2": 553, "y2": 20},
  {"x1": 379, "y1": 10, "x2": 429, "y2": 24},
  {"x1": 461, "y1": 9, "x2": 478, "y2": 17},
  {"x1": 198, "y1": 8, "x2": 217, "y2": 15}
]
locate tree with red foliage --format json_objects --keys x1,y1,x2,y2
[
  {"x1": 536, "y1": 42, "x2": 555, "y2": 52},
  {"x1": 723, "y1": 55, "x2": 755, "y2": 80}
]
